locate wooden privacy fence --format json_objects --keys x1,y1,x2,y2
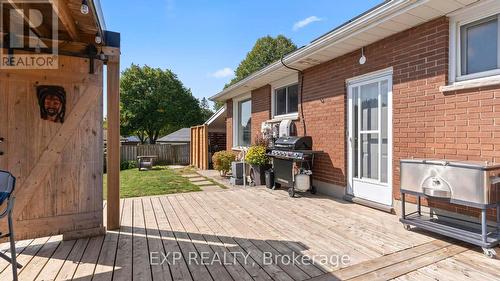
[
  {"x1": 191, "y1": 125, "x2": 209, "y2": 170},
  {"x1": 121, "y1": 144, "x2": 190, "y2": 165}
]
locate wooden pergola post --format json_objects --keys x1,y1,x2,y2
[{"x1": 106, "y1": 47, "x2": 121, "y2": 230}]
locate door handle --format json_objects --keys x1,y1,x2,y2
[{"x1": 0, "y1": 137, "x2": 3, "y2": 143}]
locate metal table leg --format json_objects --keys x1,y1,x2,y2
[
  {"x1": 497, "y1": 203, "x2": 500, "y2": 240},
  {"x1": 417, "y1": 196, "x2": 421, "y2": 216},
  {"x1": 401, "y1": 192, "x2": 406, "y2": 219},
  {"x1": 481, "y1": 208, "x2": 487, "y2": 244}
]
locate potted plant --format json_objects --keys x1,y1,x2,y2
[
  {"x1": 245, "y1": 145, "x2": 271, "y2": 185},
  {"x1": 212, "y1": 150, "x2": 236, "y2": 176}
]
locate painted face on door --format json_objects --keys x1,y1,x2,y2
[
  {"x1": 37, "y1": 85, "x2": 66, "y2": 123},
  {"x1": 44, "y1": 94, "x2": 62, "y2": 119}
]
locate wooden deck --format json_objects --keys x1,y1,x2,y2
[{"x1": 1, "y1": 188, "x2": 499, "y2": 281}]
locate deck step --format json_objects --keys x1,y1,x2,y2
[{"x1": 307, "y1": 240, "x2": 469, "y2": 281}]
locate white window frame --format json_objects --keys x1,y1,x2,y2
[
  {"x1": 449, "y1": 0, "x2": 500, "y2": 85},
  {"x1": 232, "y1": 93, "x2": 251, "y2": 149},
  {"x1": 271, "y1": 74, "x2": 299, "y2": 120}
]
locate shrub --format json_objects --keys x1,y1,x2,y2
[
  {"x1": 254, "y1": 132, "x2": 269, "y2": 147},
  {"x1": 212, "y1": 150, "x2": 236, "y2": 175},
  {"x1": 245, "y1": 145, "x2": 269, "y2": 166},
  {"x1": 120, "y1": 160, "x2": 137, "y2": 170}
]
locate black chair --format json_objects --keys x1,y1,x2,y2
[{"x1": 0, "y1": 171, "x2": 22, "y2": 281}]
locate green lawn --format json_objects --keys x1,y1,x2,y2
[{"x1": 103, "y1": 166, "x2": 201, "y2": 198}]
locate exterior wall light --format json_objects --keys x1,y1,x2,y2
[
  {"x1": 81, "y1": 0, "x2": 89, "y2": 15},
  {"x1": 359, "y1": 47, "x2": 366, "y2": 65},
  {"x1": 95, "y1": 33, "x2": 102, "y2": 44}
]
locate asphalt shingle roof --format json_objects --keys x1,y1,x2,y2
[{"x1": 157, "y1": 128, "x2": 191, "y2": 143}]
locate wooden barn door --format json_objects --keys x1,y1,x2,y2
[{"x1": 0, "y1": 55, "x2": 105, "y2": 239}]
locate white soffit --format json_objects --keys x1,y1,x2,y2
[
  {"x1": 211, "y1": 0, "x2": 479, "y2": 102},
  {"x1": 205, "y1": 105, "x2": 226, "y2": 126}
]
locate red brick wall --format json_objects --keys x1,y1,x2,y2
[
  {"x1": 294, "y1": 17, "x2": 453, "y2": 188},
  {"x1": 224, "y1": 17, "x2": 500, "y2": 219},
  {"x1": 251, "y1": 85, "x2": 271, "y2": 144},
  {"x1": 226, "y1": 99, "x2": 233, "y2": 150},
  {"x1": 297, "y1": 16, "x2": 500, "y2": 219},
  {"x1": 208, "y1": 132, "x2": 226, "y2": 152}
]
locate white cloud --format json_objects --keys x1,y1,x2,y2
[
  {"x1": 293, "y1": 16, "x2": 323, "y2": 31},
  {"x1": 210, "y1": 67, "x2": 234, "y2": 79}
]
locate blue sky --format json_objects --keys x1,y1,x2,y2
[{"x1": 100, "y1": 0, "x2": 382, "y2": 114}]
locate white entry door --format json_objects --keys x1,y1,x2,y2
[{"x1": 347, "y1": 69, "x2": 393, "y2": 206}]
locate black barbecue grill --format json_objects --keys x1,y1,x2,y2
[{"x1": 267, "y1": 136, "x2": 322, "y2": 197}]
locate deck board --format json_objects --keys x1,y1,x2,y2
[
  {"x1": 143, "y1": 197, "x2": 173, "y2": 281},
  {"x1": 205, "y1": 191, "x2": 310, "y2": 281},
  {"x1": 188, "y1": 193, "x2": 274, "y2": 281},
  {"x1": 150, "y1": 196, "x2": 193, "y2": 281},
  {"x1": 0, "y1": 188, "x2": 498, "y2": 281},
  {"x1": 175, "y1": 194, "x2": 255, "y2": 281},
  {"x1": 159, "y1": 196, "x2": 214, "y2": 281},
  {"x1": 0, "y1": 237, "x2": 50, "y2": 280},
  {"x1": 17, "y1": 236, "x2": 61, "y2": 280},
  {"x1": 34, "y1": 239, "x2": 76, "y2": 281},
  {"x1": 132, "y1": 198, "x2": 153, "y2": 281},
  {"x1": 92, "y1": 199, "x2": 124, "y2": 281},
  {"x1": 112, "y1": 199, "x2": 133, "y2": 281},
  {"x1": 208, "y1": 191, "x2": 325, "y2": 277},
  {"x1": 195, "y1": 192, "x2": 295, "y2": 281},
  {"x1": 54, "y1": 238, "x2": 89, "y2": 281},
  {"x1": 0, "y1": 239, "x2": 33, "y2": 275}
]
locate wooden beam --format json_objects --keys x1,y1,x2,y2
[
  {"x1": 106, "y1": 58, "x2": 121, "y2": 230},
  {"x1": 62, "y1": 226, "x2": 106, "y2": 241},
  {"x1": 102, "y1": 46, "x2": 120, "y2": 63},
  {"x1": 50, "y1": 0, "x2": 80, "y2": 41}
]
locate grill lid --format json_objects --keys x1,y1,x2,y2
[
  {"x1": 274, "y1": 136, "x2": 313, "y2": 151},
  {"x1": 400, "y1": 158, "x2": 500, "y2": 170}
]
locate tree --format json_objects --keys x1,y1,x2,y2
[
  {"x1": 120, "y1": 64, "x2": 204, "y2": 144},
  {"x1": 211, "y1": 35, "x2": 297, "y2": 111},
  {"x1": 199, "y1": 97, "x2": 214, "y2": 121},
  {"x1": 227, "y1": 35, "x2": 297, "y2": 88},
  {"x1": 213, "y1": 100, "x2": 224, "y2": 111}
]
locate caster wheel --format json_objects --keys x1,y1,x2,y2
[
  {"x1": 288, "y1": 188, "x2": 295, "y2": 197},
  {"x1": 310, "y1": 186, "x2": 317, "y2": 194},
  {"x1": 483, "y1": 248, "x2": 497, "y2": 259},
  {"x1": 403, "y1": 224, "x2": 411, "y2": 231}
]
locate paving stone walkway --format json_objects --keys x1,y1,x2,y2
[
  {"x1": 199, "y1": 185, "x2": 221, "y2": 192},
  {"x1": 191, "y1": 180, "x2": 213, "y2": 186},
  {"x1": 183, "y1": 173, "x2": 223, "y2": 191}
]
